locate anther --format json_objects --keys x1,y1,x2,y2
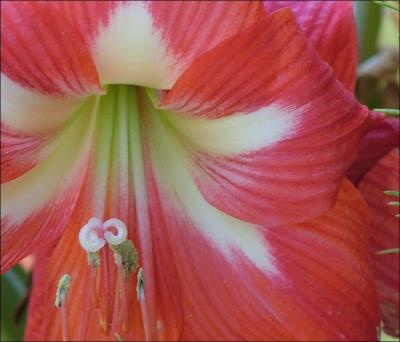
[
  {"x1": 136, "y1": 267, "x2": 145, "y2": 301},
  {"x1": 87, "y1": 251, "x2": 101, "y2": 268},
  {"x1": 136, "y1": 268, "x2": 152, "y2": 340},
  {"x1": 55, "y1": 274, "x2": 71, "y2": 342},
  {"x1": 55, "y1": 274, "x2": 71, "y2": 308},
  {"x1": 79, "y1": 218, "x2": 104, "y2": 252},
  {"x1": 111, "y1": 240, "x2": 139, "y2": 279},
  {"x1": 103, "y1": 218, "x2": 128, "y2": 245}
]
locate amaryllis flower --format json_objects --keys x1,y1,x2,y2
[
  {"x1": 359, "y1": 149, "x2": 400, "y2": 337},
  {"x1": 1, "y1": 1, "x2": 381, "y2": 341}
]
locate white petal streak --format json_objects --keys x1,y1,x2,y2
[
  {"x1": 148, "y1": 110, "x2": 279, "y2": 274},
  {"x1": 93, "y1": 2, "x2": 175, "y2": 89},
  {"x1": 1, "y1": 98, "x2": 97, "y2": 225},
  {"x1": 1, "y1": 74, "x2": 84, "y2": 134},
  {"x1": 165, "y1": 105, "x2": 296, "y2": 155}
]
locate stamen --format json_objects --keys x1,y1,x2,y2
[
  {"x1": 136, "y1": 268, "x2": 145, "y2": 302},
  {"x1": 136, "y1": 268, "x2": 151, "y2": 340},
  {"x1": 103, "y1": 218, "x2": 128, "y2": 245},
  {"x1": 79, "y1": 218, "x2": 105, "y2": 252},
  {"x1": 110, "y1": 239, "x2": 139, "y2": 332},
  {"x1": 55, "y1": 274, "x2": 71, "y2": 342}
]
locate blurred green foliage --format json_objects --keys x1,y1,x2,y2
[
  {"x1": 356, "y1": 0, "x2": 399, "y2": 109},
  {"x1": 1, "y1": 266, "x2": 30, "y2": 341},
  {"x1": 356, "y1": 1, "x2": 383, "y2": 62}
]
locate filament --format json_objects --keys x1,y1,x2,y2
[{"x1": 116, "y1": 257, "x2": 128, "y2": 332}]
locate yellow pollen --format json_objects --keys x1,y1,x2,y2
[
  {"x1": 111, "y1": 239, "x2": 140, "y2": 279},
  {"x1": 55, "y1": 274, "x2": 71, "y2": 308}
]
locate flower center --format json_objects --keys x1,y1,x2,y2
[{"x1": 54, "y1": 84, "x2": 161, "y2": 340}]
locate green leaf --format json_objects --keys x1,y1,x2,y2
[
  {"x1": 0, "y1": 266, "x2": 30, "y2": 341},
  {"x1": 377, "y1": 247, "x2": 400, "y2": 255},
  {"x1": 374, "y1": 108, "x2": 400, "y2": 117}
]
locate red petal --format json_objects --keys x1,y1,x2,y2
[
  {"x1": 149, "y1": 167, "x2": 379, "y2": 340},
  {"x1": 161, "y1": 9, "x2": 369, "y2": 226},
  {"x1": 264, "y1": 1, "x2": 358, "y2": 92},
  {"x1": 347, "y1": 112, "x2": 400, "y2": 183},
  {"x1": 359, "y1": 149, "x2": 400, "y2": 336},
  {"x1": 1, "y1": 124, "x2": 53, "y2": 183},
  {"x1": 1, "y1": 171, "x2": 87, "y2": 273},
  {"x1": 148, "y1": 1, "x2": 264, "y2": 87},
  {"x1": 1, "y1": 1, "x2": 102, "y2": 96},
  {"x1": 2, "y1": 1, "x2": 264, "y2": 94}
]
